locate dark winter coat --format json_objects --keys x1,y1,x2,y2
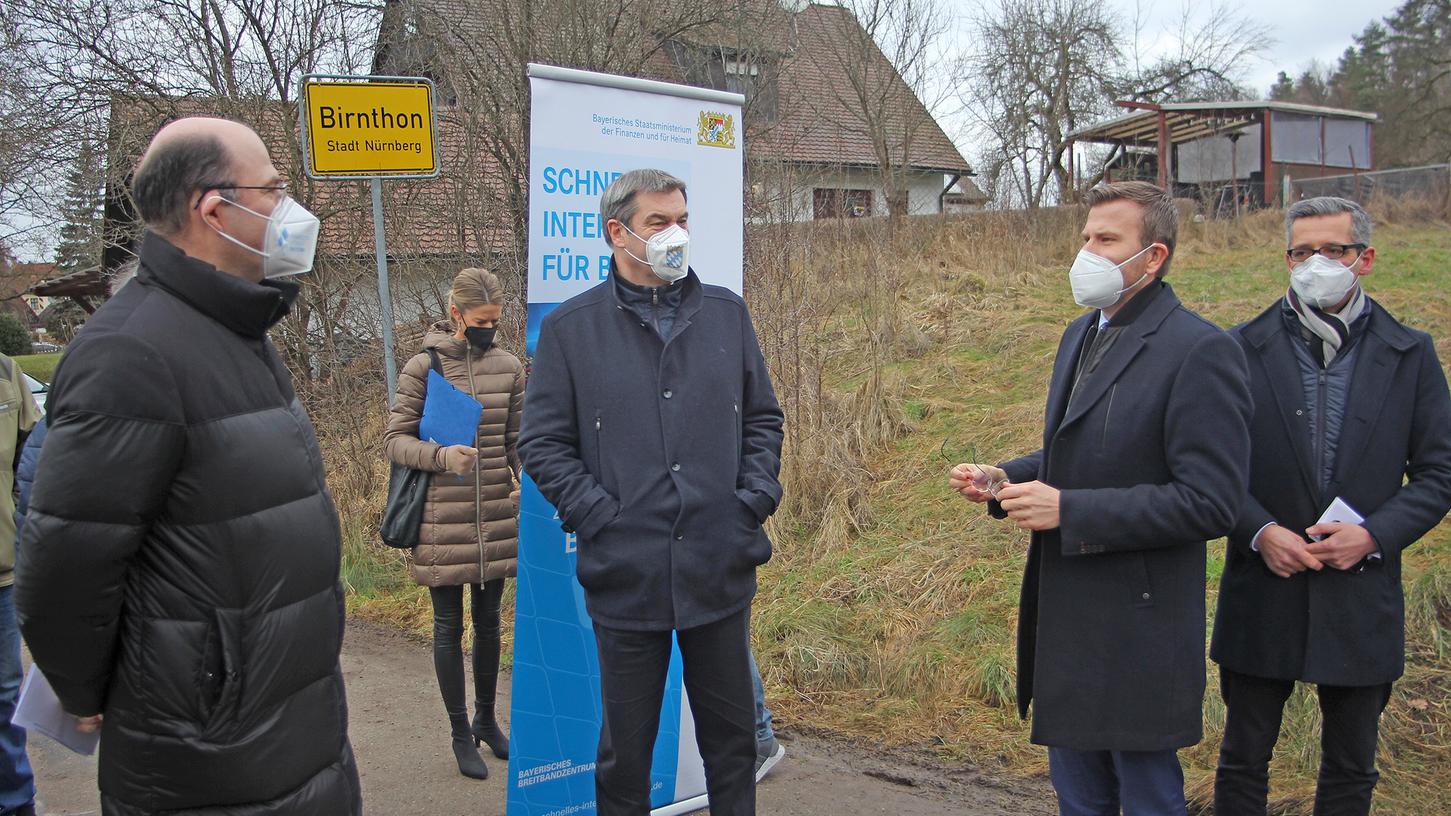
[
  {"x1": 15, "y1": 233, "x2": 361, "y2": 815},
  {"x1": 1212, "y1": 298, "x2": 1451, "y2": 686},
  {"x1": 992, "y1": 282, "x2": 1252, "y2": 751},
  {"x1": 518, "y1": 268, "x2": 784, "y2": 631}
]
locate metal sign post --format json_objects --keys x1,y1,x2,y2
[
  {"x1": 370, "y1": 177, "x2": 398, "y2": 402},
  {"x1": 298, "y1": 74, "x2": 440, "y2": 403}
]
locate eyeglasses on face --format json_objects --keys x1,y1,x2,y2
[
  {"x1": 192, "y1": 182, "x2": 290, "y2": 208},
  {"x1": 1286, "y1": 243, "x2": 1367, "y2": 263}
]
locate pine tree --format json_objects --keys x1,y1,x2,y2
[
  {"x1": 1268, "y1": 71, "x2": 1296, "y2": 101},
  {"x1": 1339, "y1": 23, "x2": 1391, "y2": 111},
  {"x1": 1337, "y1": 1, "x2": 1449, "y2": 166},
  {"x1": 54, "y1": 138, "x2": 104, "y2": 276}
]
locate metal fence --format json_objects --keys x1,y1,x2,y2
[{"x1": 1289, "y1": 163, "x2": 1451, "y2": 205}]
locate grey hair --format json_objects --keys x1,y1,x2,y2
[
  {"x1": 599, "y1": 169, "x2": 687, "y2": 248},
  {"x1": 131, "y1": 132, "x2": 235, "y2": 236},
  {"x1": 1286, "y1": 196, "x2": 1372, "y2": 246}
]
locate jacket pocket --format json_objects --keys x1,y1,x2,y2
[
  {"x1": 593, "y1": 410, "x2": 603, "y2": 477},
  {"x1": 200, "y1": 609, "x2": 244, "y2": 739},
  {"x1": 733, "y1": 401, "x2": 742, "y2": 467},
  {"x1": 1127, "y1": 552, "x2": 1155, "y2": 609},
  {"x1": 734, "y1": 488, "x2": 763, "y2": 528}
]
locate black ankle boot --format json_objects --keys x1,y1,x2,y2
[
  {"x1": 450, "y1": 714, "x2": 489, "y2": 779},
  {"x1": 452, "y1": 736, "x2": 489, "y2": 779},
  {"x1": 472, "y1": 704, "x2": 510, "y2": 760}
]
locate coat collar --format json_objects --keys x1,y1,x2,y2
[
  {"x1": 1102, "y1": 278, "x2": 1166, "y2": 328},
  {"x1": 423, "y1": 321, "x2": 470, "y2": 359},
  {"x1": 604, "y1": 257, "x2": 704, "y2": 341},
  {"x1": 1051, "y1": 282, "x2": 1183, "y2": 433},
  {"x1": 612, "y1": 267, "x2": 687, "y2": 301},
  {"x1": 137, "y1": 232, "x2": 298, "y2": 339}
]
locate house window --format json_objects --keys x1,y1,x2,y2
[
  {"x1": 725, "y1": 60, "x2": 759, "y2": 98},
  {"x1": 664, "y1": 42, "x2": 778, "y2": 123},
  {"x1": 813, "y1": 189, "x2": 873, "y2": 219}
]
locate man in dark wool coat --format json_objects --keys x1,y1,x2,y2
[
  {"x1": 951, "y1": 181, "x2": 1252, "y2": 815},
  {"x1": 16, "y1": 117, "x2": 362, "y2": 815},
  {"x1": 1211, "y1": 196, "x2": 1451, "y2": 816},
  {"x1": 520, "y1": 169, "x2": 783, "y2": 816}
]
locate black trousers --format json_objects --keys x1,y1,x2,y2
[
  {"x1": 593, "y1": 609, "x2": 756, "y2": 816},
  {"x1": 1215, "y1": 667, "x2": 1392, "y2": 816},
  {"x1": 429, "y1": 581, "x2": 505, "y2": 729}
]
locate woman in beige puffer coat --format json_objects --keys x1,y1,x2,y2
[{"x1": 384, "y1": 267, "x2": 523, "y2": 781}]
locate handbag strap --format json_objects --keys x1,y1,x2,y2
[{"x1": 426, "y1": 348, "x2": 443, "y2": 377}]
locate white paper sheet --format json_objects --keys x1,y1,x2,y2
[
  {"x1": 1313, "y1": 496, "x2": 1378, "y2": 561},
  {"x1": 14, "y1": 666, "x2": 99, "y2": 755},
  {"x1": 1316, "y1": 496, "x2": 1365, "y2": 528}
]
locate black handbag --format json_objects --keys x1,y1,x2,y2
[{"x1": 380, "y1": 349, "x2": 443, "y2": 549}]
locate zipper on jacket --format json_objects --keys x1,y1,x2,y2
[
  {"x1": 465, "y1": 346, "x2": 486, "y2": 582},
  {"x1": 1315, "y1": 367, "x2": 1328, "y2": 495}
]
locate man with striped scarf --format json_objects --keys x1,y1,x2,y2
[{"x1": 1210, "y1": 196, "x2": 1451, "y2": 815}]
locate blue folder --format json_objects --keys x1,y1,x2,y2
[{"x1": 418, "y1": 369, "x2": 483, "y2": 448}]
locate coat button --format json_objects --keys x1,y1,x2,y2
[
  {"x1": 1295, "y1": 409, "x2": 1304, "y2": 416},
  {"x1": 671, "y1": 463, "x2": 681, "y2": 472},
  {"x1": 675, "y1": 533, "x2": 684, "y2": 541},
  {"x1": 663, "y1": 389, "x2": 673, "y2": 399},
  {"x1": 1141, "y1": 593, "x2": 1151, "y2": 600}
]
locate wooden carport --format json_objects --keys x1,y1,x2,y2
[{"x1": 1067, "y1": 100, "x2": 1378, "y2": 207}]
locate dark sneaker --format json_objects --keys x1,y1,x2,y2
[{"x1": 754, "y1": 736, "x2": 785, "y2": 782}]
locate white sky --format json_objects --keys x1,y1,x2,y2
[{"x1": 1103, "y1": 0, "x2": 1402, "y2": 92}]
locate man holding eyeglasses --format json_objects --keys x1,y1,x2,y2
[
  {"x1": 1211, "y1": 196, "x2": 1451, "y2": 815},
  {"x1": 16, "y1": 117, "x2": 361, "y2": 814}
]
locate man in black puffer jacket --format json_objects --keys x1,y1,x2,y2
[{"x1": 15, "y1": 117, "x2": 361, "y2": 815}]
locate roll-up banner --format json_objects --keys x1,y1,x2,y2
[{"x1": 508, "y1": 64, "x2": 745, "y2": 816}]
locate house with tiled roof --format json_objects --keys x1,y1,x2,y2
[
  {"x1": 373, "y1": 0, "x2": 974, "y2": 220},
  {"x1": 943, "y1": 178, "x2": 990, "y2": 213},
  {"x1": 737, "y1": 3, "x2": 974, "y2": 218}
]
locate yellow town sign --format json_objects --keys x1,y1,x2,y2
[{"x1": 301, "y1": 79, "x2": 439, "y2": 178}]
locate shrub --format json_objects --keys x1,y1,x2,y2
[{"x1": 0, "y1": 314, "x2": 31, "y2": 357}]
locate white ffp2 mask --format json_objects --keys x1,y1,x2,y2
[
  {"x1": 1069, "y1": 244, "x2": 1154, "y2": 310},
  {"x1": 1290, "y1": 253, "x2": 1361, "y2": 309},
  {"x1": 623, "y1": 223, "x2": 690, "y2": 283},
  {"x1": 209, "y1": 195, "x2": 321, "y2": 278}
]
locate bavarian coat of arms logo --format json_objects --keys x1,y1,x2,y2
[{"x1": 697, "y1": 111, "x2": 737, "y2": 149}]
